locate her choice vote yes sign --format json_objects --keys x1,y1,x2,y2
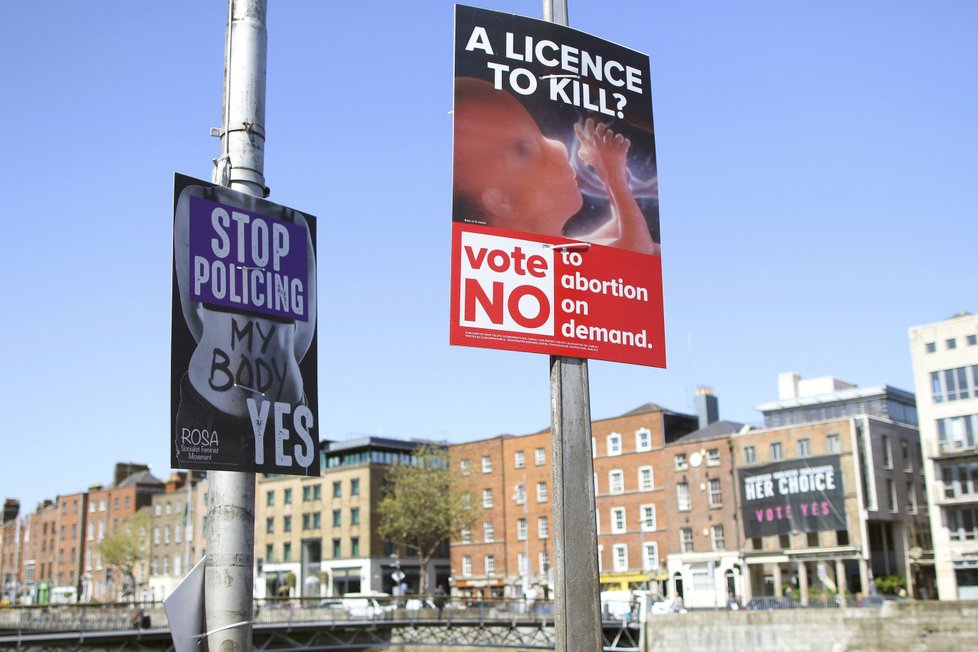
[{"x1": 450, "y1": 5, "x2": 666, "y2": 367}]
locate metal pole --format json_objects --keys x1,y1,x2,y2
[
  {"x1": 550, "y1": 357, "x2": 602, "y2": 651},
  {"x1": 544, "y1": 1, "x2": 601, "y2": 647},
  {"x1": 206, "y1": 1, "x2": 266, "y2": 649}
]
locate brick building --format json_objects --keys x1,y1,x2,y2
[{"x1": 80, "y1": 464, "x2": 164, "y2": 601}]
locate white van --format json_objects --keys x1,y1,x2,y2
[
  {"x1": 600, "y1": 590, "x2": 670, "y2": 623},
  {"x1": 341, "y1": 592, "x2": 396, "y2": 619}
]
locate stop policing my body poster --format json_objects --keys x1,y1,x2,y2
[
  {"x1": 449, "y1": 5, "x2": 665, "y2": 367},
  {"x1": 171, "y1": 174, "x2": 319, "y2": 476}
]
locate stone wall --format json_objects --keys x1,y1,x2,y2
[{"x1": 643, "y1": 601, "x2": 978, "y2": 652}]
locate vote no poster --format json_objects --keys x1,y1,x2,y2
[
  {"x1": 738, "y1": 455, "x2": 848, "y2": 539},
  {"x1": 450, "y1": 5, "x2": 665, "y2": 367},
  {"x1": 171, "y1": 174, "x2": 319, "y2": 476}
]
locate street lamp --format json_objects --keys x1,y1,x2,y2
[{"x1": 515, "y1": 479, "x2": 530, "y2": 599}]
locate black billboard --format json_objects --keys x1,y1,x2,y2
[
  {"x1": 738, "y1": 455, "x2": 847, "y2": 539},
  {"x1": 171, "y1": 174, "x2": 319, "y2": 476}
]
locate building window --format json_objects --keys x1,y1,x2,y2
[
  {"x1": 535, "y1": 448, "x2": 546, "y2": 465},
  {"x1": 283, "y1": 516, "x2": 291, "y2": 533},
  {"x1": 351, "y1": 507, "x2": 360, "y2": 526},
  {"x1": 826, "y1": 434, "x2": 841, "y2": 454},
  {"x1": 514, "y1": 483, "x2": 526, "y2": 504},
  {"x1": 265, "y1": 544, "x2": 274, "y2": 562},
  {"x1": 482, "y1": 456, "x2": 493, "y2": 473},
  {"x1": 283, "y1": 489, "x2": 292, "y2": 504},
  {"x1": 711, "y1": 525, "x2": 725, "y2": 551},
  {"x1": 947, "y1": 507, "x2": 978, "y2": 541},
  {"x1": 707, "y1": 448, "x2": 720, "y2": 466},
  {"x1": 607, "y1": 433, "x2": 622, "y2": 456},
  {"x1": 609, "y1": 470, "x2": 625, "y2": 494},
  {"x1": 638, "y1": 466, "x2": 654, "y2": 491},
  {"x1": 313, "y1": 512, "x2": 321, "y2": 529},
  {"x1": 538, "y1": 516, "x2": 549, "y2": 539},
  {"x1": 518, "y1": 552, "x2": 528, "y2": 576},
  {"x1": 536, "y1": 482, "x2": 547, "y2": 503},
  {"x1": 612, "y1": 544, "x2": 628, "y2": 572},
  {"x1": 925, "y1": 342, "x2": 936, "y2": 353},
  {"x1": 797, "y1": 438, "x2": 810, "y2": 458},
  {"x1": 640, "y1": 504, "x2": 656, "y2": 531},
  {"x1": 907, "y1": 481, "x2": 918, "y2": 514},
  {"x1": 483, "y1": 521, "x2": 494, "y2": 542},
  {"x1": 708, "y1": 478, "x2": 722, "y2": 507},
  {"x1": 887, "y1": 479, "x2": 898, "y2": 512},
  {"x1": 332, "y1": 539, "x2": 342, "y2": 558},
  {"x1": 515, "y1": 451, "x2": 525, "y2": 468},
  {"x1": 350, "y1": 537, "x2": 360, "y2": 557},
  {"x1": 779, "y1": 534, "x2": 790, "y2": 549},
  {"x1": 937, "y1": 414, "x2": 978, "y2": 453},
  {"x1": 680, "y1": 528, "x2": 694, "y2": 553},
  {"x1": 901, "y1": 439, "x2": 912, "y2": 472},
  {"x1": 636, "y1": 428, "x2": 652, "y2": 452},
  {"x1": 283, "y1": 542, "x2": 292, "y2": 562},
  {"x1": 266, "y1": 491, "x2": 275, "y2": 507},
  {"x1": 674, "y1": 454, "x2": 688, "y2": 470},
  {"x1": 460, "y1": 459, "x2": 470, "y2": 475},
  {"x1": 462, "y1": 556, "x2": 472, "y2": 577},
  {"x1": 333, "y1": 481, "x2": 342, "y2": 498},
  {"x1": 539, "y1": 551, "x2": 550, "y2": 574},
  {"x1": 485, "y1": 555, "x2": 495, "y2": 576},
  {"x1": 643, "y1": 542, "x2": 659, "y2": 571},
  {"x1": 744, "y1": 446, "x2": 756, "y2": 464},
  {"x1": 882, "y1": 435, "x2": 893, "y2": 468},
  {"x1": 770, "y1": 442, "x2": 783, "y2": 461},
  {"x1": 482, "y1": 488, "x2": 493, "y2": 508},
  {"x1": 752, "y1": 537, "x2": 762, "y2": 551},
  {"x1": 677, "y1": 482, "x2": 691, "y2": 511},
  {"x1": 837, "y1": 530, "x2": 850, "y2": 545},
  {"x1": 611, "y1": 507, "x2": 626, "y2": 533},
  {"x1": 947, "y1": 338, "x2": 957, "y2": 350},
  {"x1": 517, "y1": 518, "x2": 527, "y2": 541},
  {"x1": 807, "y1": 532, "x2": 819, "y2": 547},
  {"x1": 332, "y1": 509, "x2": 341, "y2": 528},
  {"x1": 302, "y1": 513, "x2": 311, "y2": 530},
  {"x1": 350, "y1": 479, "x2": 360, "y2": 496},
  {"x1": 266, "y1": 517, "x2": 274, "y2": 534},
  {"x1": 461, "y1": 524, "x2": 472, "y2": 543}
]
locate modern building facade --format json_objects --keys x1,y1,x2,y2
[
  {"x1": 739, "y1": 373, "x2": 932, "y2": 600},
  {"x1": 255, "y1": 437, "x2": 449, "y2": 600},
  {"x1": 909, "y1": 311, "x2": 978, "y2": 599}
]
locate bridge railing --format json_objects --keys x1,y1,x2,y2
[{"x1": 0, "y1": 596, "x2": 557, "y2": 634}]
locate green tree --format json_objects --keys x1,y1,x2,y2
[
  {"x1": 377, "y1": 445, "x2": 472, "y2": 596},
  {"x1": 99, "y1": 510, "x2": 150, "y2": 601}
]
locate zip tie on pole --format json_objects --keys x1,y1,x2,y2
[
  {"x1": 233, "y1": 383, "x2": 266, "y2": 397},
  {"x1": 547, "y1": 242, "x2": 591, "y2": 252},
  {"x1": 173, "y1": 620, "x2": 253, "y2": 642}
]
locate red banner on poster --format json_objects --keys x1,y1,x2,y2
[{"x1": 450, "y1": 5, "x2": 666, "y2": 367}]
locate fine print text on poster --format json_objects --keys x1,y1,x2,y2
[
  {"x1": 450, "y1": 5, "x2": 665, "y2": 367},
  {"x1": 171, "y1": 174, "x2": 319, "y2": 476}
]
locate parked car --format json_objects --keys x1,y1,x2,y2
[{"x1": 746, "y1": 596, "x2": 794, "y2": 610}]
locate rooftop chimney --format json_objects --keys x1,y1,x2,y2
[
  {"x1": 695, "y1": 386, "x2": 719, "y2": 429},
  {"x1": 2, "y1": 498, "x2": 19, "y2": 524}
]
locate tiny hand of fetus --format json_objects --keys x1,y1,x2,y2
[{"x1": 575, "y1": 118, "x2": 630, "y2": 183}]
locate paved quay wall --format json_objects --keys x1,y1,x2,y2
[
  {"x1": 644, "y1": 601, "x2": 978, "y2": 652},
  {"x1": 396, "y1": 601, "x2": 978, "y2": 652}
]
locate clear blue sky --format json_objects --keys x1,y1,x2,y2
[{"x1": 2, "y1": 1, "x2": 975, "y2": 514}]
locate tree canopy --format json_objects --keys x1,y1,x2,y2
[{"x1": 377, "y1": 445, "x2": 472, "y2": 595}]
